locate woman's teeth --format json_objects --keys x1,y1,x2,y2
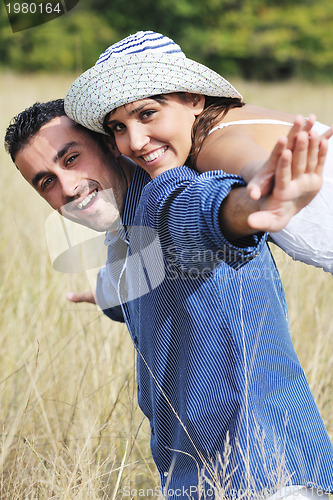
[
  {"x1": 78, "y1": 189, "x2": 98, "y2": 209},
  {"x1": 142, "y1": 147, "x2": 167, "y2": 163}
]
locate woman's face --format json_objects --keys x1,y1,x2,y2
[{"x1": 106, "y1": 93, "x2": 205, "y2": 178}]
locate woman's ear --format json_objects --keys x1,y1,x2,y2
[{"x1": 185, "y1": 93, "x2": 205, "y2": 115}]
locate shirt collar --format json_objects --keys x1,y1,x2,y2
[{"x1": 105, "y1": 166, "x2": 151, "y2": 245}]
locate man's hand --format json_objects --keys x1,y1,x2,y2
[
  {"x1": 66, "y1": 291, "x2": 96, "y2": 304},
  {"x1": 247, "y1": 115, "x2": 333, "y2": 201},
  {"x1": 247, "y1": 128, "x2": 329, "y2": 232},
  {"x1": 219, "y1": 122, "x2": 329, "y2": 240}
]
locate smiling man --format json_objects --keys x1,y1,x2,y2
[{"x1": 6, "y1": 99, "x2": 136, "y2": 233}]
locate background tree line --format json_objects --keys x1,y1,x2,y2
[{"x1": 1, "y1": 0, "x2": 333, "y2": 80}]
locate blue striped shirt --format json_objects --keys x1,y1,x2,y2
[{"x1": 97, "y1": 166, "x2": 333, "y2": 498}]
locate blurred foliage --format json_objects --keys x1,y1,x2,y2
[{"x1": 1, "y1": 0, "x2": 333, "y2": 80}]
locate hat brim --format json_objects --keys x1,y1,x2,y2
[{"x1": 65, "y1": 52, "x2": 242, "y2": 134}]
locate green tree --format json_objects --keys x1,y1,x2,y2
[{"x1": 1, "y1": 0, "x2": 333, "y2": 80}]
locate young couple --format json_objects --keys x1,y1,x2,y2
[{"x1": 5, "y1": 31, "x2": 333, "y2": 499}]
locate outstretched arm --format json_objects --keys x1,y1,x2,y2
[
  {"x1": 247, "y1": 115, "x2": 332, "y2": 200},
  {"x1": 219, "y1": 128, "x2": 328, "y2": 239}
]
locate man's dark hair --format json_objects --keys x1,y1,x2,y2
[
  {"x1": 4, "y1": 99, "x2": 66, "y2": 162},
  {"x1": 5, "y1": 99, "x2": 111, "y2": 164}
]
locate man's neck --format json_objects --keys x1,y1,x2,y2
[{"x1": 118, "y1": 155, "x2": 137, "y2": 188}]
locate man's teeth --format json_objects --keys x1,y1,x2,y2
[
  {"x1": 78, "y1": 189, "x2": 98, "y2": 209},
  {"x1": 142, "y1": 147, "x2": 167, "y2": 163}
]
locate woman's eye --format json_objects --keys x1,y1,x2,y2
[
  {"x1": 112, "y1": 123, "x2": 125, "y2": 133},
  {"x1": 141, "y1": 110, "x2": 155, "y2": 119}
]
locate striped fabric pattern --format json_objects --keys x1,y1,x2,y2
[
  {"x1": 96, "y1": 30, "x2": 183, "y2": 65},
  {"x1": 97, "y1": 166, "x2": 333, "y2": 498}
]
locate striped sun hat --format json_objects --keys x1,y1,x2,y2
[{"x1": 65, "y1": 31, "x2": 242, "y2": 134}]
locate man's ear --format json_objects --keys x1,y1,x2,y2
[{"x1": 104, "y1": 136, "x2": 121, "y2": 158}]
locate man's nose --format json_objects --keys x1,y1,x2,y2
[{"x1": 58, "y1": 170, "x2": 81, "y2": 199}]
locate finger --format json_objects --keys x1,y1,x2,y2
[
  {"x1": 247, "y1": 210, "x2": 272, "y2": 231},
  {"x1": 290, "y1": 131, "x2": 309, "y2": 178},
  {"x1": 247, "y1": 182, "x2": 262, "y2": 201},
  {"x1": 315, "y1": 138, "x2": 328, "y2": 177},
  {"x1": 305, "y1": 130, "x2": 320, "y2": 173},
  {"x1": 274, "y1": 149, "x2": 292, "y2": 192},
  {"x1": 319, "y1": 125, "x2": 333, "y2": 141},
  {"x1": 287, "y1": 115, "x2": 306, "y2": 150},
  {"x1": 247, "y1": 211, "x2": 287, "y2": 233},
  {"x1": 302, "y1": 114, "x2": 316, "y2": 134},
  {"x1": 247, "y1": 172, "x2": 274, "y2": 200},
  {"x1": 271, "y1": 135, "x2": 288, "y2": 162}
]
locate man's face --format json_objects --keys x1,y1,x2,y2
[{"x1": 15, "y1": 116, "x2": 128, "y2": 232}]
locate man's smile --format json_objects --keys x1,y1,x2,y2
[{"x1": 77, "y1": 188, "x2": 98, "y2": 210}]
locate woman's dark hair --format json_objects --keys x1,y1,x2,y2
[
  {"x1": 189, "y1": 96, "x2": 245, "y2": 167},
  {"x1": 5, "y1": 99, "x2": 110, "y2": 163}
]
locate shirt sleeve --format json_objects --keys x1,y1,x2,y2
[
  {"x1": 144, "y1": 167, "x2": 267, "y2": 272},
  {"x1": 96, "y1": 265, "x2": 125, "y2": 323}
]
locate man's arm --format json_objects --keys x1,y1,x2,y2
[{"x1": 219, "y1": 128, "x2": 328, "y2": 240}]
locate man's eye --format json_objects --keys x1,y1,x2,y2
[
  {"x1": 41, "y1": 177, "x2": 54, "y2": 191},
  {"x1": 66, "y1": 154, "x2": 78, "y2": 166}
]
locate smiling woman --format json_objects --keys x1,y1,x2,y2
[{"x1": 105, "y1": 94, "x2": 205, "y2": 178}]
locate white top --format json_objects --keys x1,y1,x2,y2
[{"x1": 208, "y1": 118, "x2": 293, "y2": 136}]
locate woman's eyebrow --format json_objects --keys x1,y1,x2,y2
[{"x1": 109, "y1": 101, "x2": 155, "y2": 119}]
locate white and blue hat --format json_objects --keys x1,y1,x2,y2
[{"x1": 65, "y1": 31, "x2": 242, "y2": 134}]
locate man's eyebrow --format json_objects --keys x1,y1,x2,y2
[
  {"x1": 32, "y1": 171, "x2": 48, "y2": 188},
  {"x1": 53, "y1": 141, "x2": 78, "y2": 163},
  {"x1": 31, "y1": 142, "x2": 78, "y2": 188}
]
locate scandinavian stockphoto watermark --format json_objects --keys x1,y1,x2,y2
[
  {"x1": 121, "y1": 484, "x2": 333, "y2": 499},
  {"x1": 3, "y1": 0, "x2": 79, "y2": 32},
  {"x1": 44, "y1": 198, "x2": 291, "y2": 311}
]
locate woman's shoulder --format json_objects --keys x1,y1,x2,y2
[
  {"x1": 201, "y1": 104, "x2": 298, "y2": 156},
  {"x1": 214, "y1": 104, "x2": 296, "y2": 129}
]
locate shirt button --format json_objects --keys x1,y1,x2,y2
[
  {"x1": 151, "y1": 426, "x2": 155, "y2": 435},
  {"x1": 134, "y1": 336, "x2": 138, "y2": 344},
  {"x1": 137, "y1": 384, "x2": 140, "y2": 391}
]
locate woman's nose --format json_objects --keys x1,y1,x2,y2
[{"x1": 128, "y1": 125, "x2": 150, "y2": 153}]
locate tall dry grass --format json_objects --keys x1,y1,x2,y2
[{"x1": 0, "y1": 73, "x2": 332, "y2": 498}]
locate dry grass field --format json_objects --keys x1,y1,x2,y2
[{"x1": 0, "y1": 73, "x2": 332, "y2": 498}]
